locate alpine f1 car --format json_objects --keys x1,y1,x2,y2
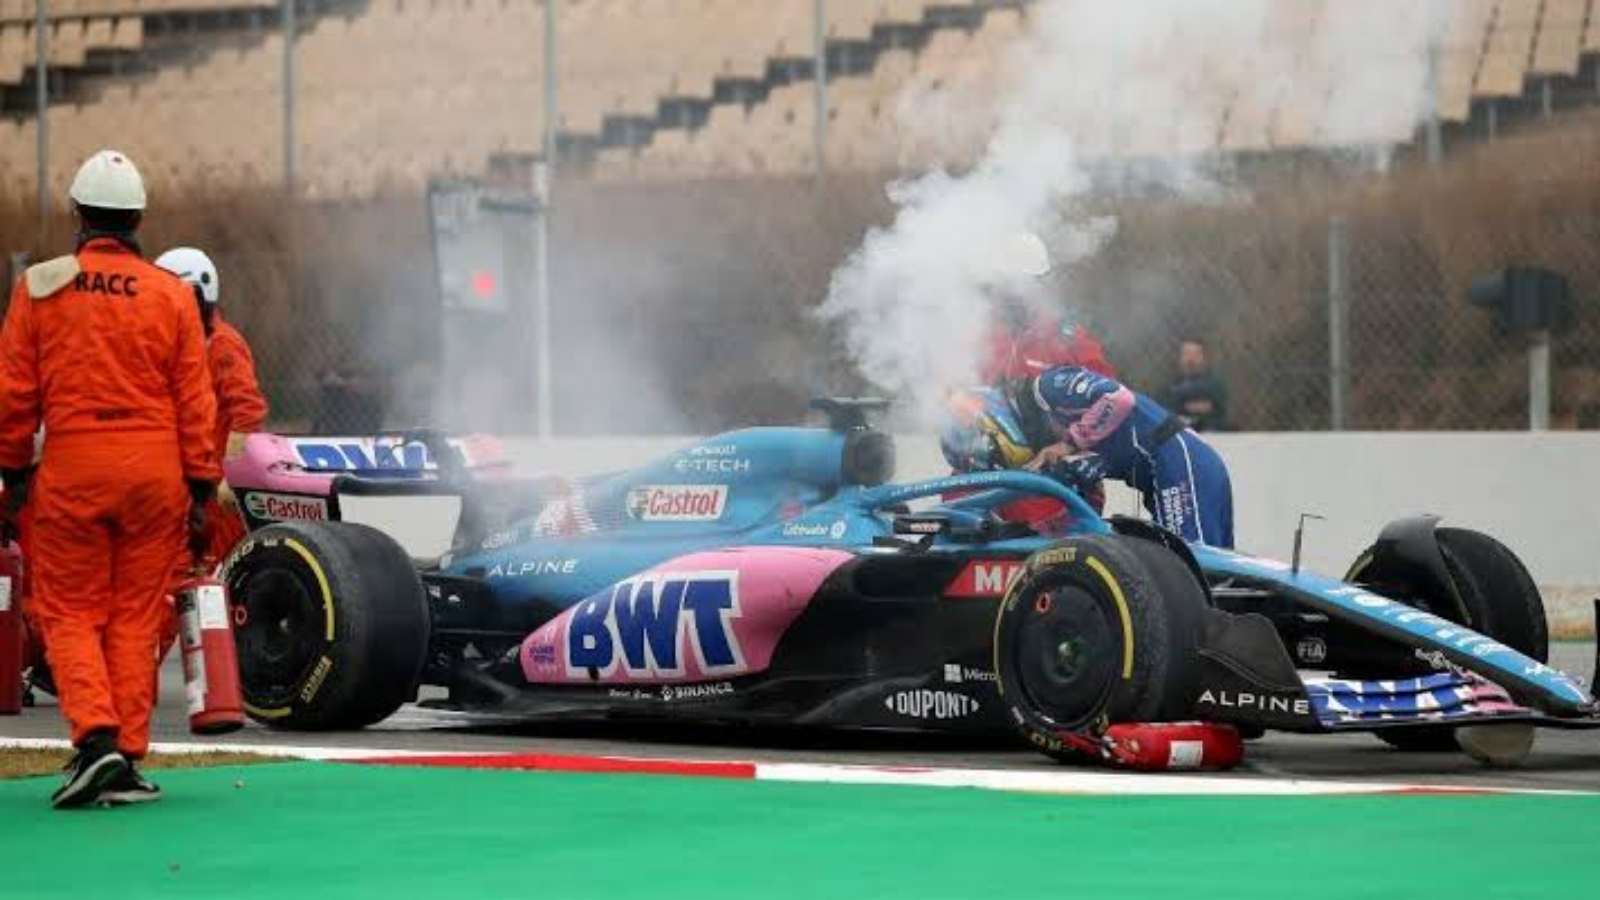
[{"x1": 219, "y1": 401, "x2": 1600, "y2": 767}]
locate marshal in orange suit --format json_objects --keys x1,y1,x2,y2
[
  {"x1": 155, "y1": 247, "x2": 268, "y2": 563},
  {"x1": 0, "y1": 151, "x2": 220, "y2": 809}
]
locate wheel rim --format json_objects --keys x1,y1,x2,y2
[
  {"x1": 1014, "y1": 583, "x2": 1120, "y2": 730},
  {"x1": 232, "y1": 565, "x2": 325, "y2": 708}
]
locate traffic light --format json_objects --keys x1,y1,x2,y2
[
  {"x1": 1467, "y1": 265, "x2": 1572, "y2": 333},
  {"x1": 428, "y1": 180, "x2": 518, "y2": 314},
  {"x1": 1466, "y1": 265, "x2": 1576, "y2": 431}
]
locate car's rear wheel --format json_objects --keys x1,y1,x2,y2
[
  {"x1": 1346, "y1": 525, "x2": 1547, "y2": 752},
  {"x1": 994, "y1": 533, "x2": 1206, "y2": 763},
  {"x1": 223, "y1": 521, "x2": 429, "y2": 730}
]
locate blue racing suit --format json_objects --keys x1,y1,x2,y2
[{"x1": 1024, "y1": 366, "x2": 1234, "y2": 548}]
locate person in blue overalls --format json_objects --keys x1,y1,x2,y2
[
  {"x1": 947, "y1": 365, "x2": 1235, "y2": 547},
  {"x1": 944, "y1": 367, "x2": 1234, "y2": 548}
]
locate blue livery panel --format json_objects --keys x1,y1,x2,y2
[
  {"x1": 1197, "y1": 547, "x2": 1594, "y2": 714},
  {"x1": 428, "y1": 422, "x2": 1594, "y2": 728},
  {"x1": 1304, "y1": 672, "x2": 1530, "y2": 728}
]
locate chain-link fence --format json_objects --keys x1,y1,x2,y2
[
  {"x1": 7, "y1": 123, "x2": 1600, "y2": 437},
  {"x1": 5, "y1": 5, "x2": 1600, "y2": 435},
  {"x1": 1066, "y1": 119, "x2": 1600, "y2": 432}
]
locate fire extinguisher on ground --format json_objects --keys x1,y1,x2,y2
[
  {"x1": 0, "y1": 539, "x2": 24, "y2": 715},
  {"x1": 174, "y1": 561, "x2": 245, "y2": 735}
]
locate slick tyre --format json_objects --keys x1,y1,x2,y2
[
  {"x1": 1347, "y1": 527, "x2": 1548, "y2": 752},
  {"x1": 1434, "y1": 528, "x2": 1548, "y2": 663},
  {"x1": 994, "y1": 534, "x2": 1206, "y2": 763},
  {"x1": 223, "y1": 522, "x2": 429, "y2": 730}
]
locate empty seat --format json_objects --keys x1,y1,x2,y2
[
  {"x1": 18, "y1": 0, "x2": 1593, "y2": 190},
  {"x1": 0, "y1": 24, "x2": 26, "y2": 84},
  {"x1": 974, "y1": 5, "x2": 1025, "y2": 46},
  {"x1": 1475, "y1": 0, "x2": 1537, "y2": 96},
  {"x1": 1529, "y1": 0, "x2": 1584, "y2": 76},
  {"x1": 825, "y1": 1, "x2": 876, "y2": 41}
]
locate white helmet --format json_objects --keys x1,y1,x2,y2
[
  {"x1": 155, "y1": 247, "x2": 219, "y2": 305},
  {"x1": 990, "y1": 231, "x2": 1052, "y2": 278},
  {"x1": 68, "y1": 149, "x2": 147, "y2": 211}
]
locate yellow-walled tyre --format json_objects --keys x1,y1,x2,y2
[
  {"x1": 222, "y1": 521, "x2": 428, "y2": 730},
  {"x1": 994, "y1": 533, "x2": 1207, "y2": 762}
]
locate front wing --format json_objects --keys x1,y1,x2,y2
[{"x1": 1188, "y1": 547, "x2": 1600, "y2": 734}]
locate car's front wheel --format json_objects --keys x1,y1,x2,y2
[
  {"x1": 223, "y1": 521, "x2": 429, "y2": 730},
  {"x1": 994, "y1": 533, "x2": 1206, "y2": 763},
  {"x1": 1346, "y1": 524, "x2": 1548, "y2": 752}
]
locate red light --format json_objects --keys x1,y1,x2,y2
[{"x1": 470, "y1": 271, "x2": 497, "y2": 299}]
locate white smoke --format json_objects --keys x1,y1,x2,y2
[{"x1": 817, "y1": 0, "x2": 1444, "y2": 425}]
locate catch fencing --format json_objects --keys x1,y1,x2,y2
[{"x1": 5, "y1": 4, "x2": 1600, "y2": 434}]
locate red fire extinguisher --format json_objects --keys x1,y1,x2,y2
[
  {"x1": 1102, "y1": 722, "x2": 1245, "y2": 771},
  {"x1": 0, "y1": 540, "x2": 23, "y2": 715},
  {"x1": 175, "y1": 572, "x2": 245, "y2": 735},
  {"x1": 1041, "y1": 721, "x2": 1245, "y2": 771}
]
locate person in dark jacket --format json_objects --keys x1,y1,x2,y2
[{"x1": 1162, "y1": 337, "x2": 1229, "y2": 432}]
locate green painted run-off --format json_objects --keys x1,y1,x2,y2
[{"x1": 1, "y1": 762, "x2": 1597, "y2": 899}]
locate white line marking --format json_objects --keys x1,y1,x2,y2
[
  {"x1": 753, "y1": 762, "x2": 1515, "y2": 795},
  {"x1": 0, "y1": 736, "x2": 442, "y2": 760},
  {"x1": 4, "y1": 738, "x2": 1585, "y2": 795}
]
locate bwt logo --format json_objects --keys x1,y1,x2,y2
[
  {"x1": 291, "y1": 438, "x2": 438, "y2": 471},
  {"x1": 567, "y1": 571, "x2": 745, "y2": 678}
]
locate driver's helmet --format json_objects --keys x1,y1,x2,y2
[{"x1": 940, "y1": 387, "x2": 1036, "y2": 472}]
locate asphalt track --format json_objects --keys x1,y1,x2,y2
[{"x1": 5, "y1": 642, "x2": 1599, "y2": 792}]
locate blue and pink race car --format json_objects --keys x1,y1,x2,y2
[{"x1": 218, "y1": 401, "x2": 1600, "y2": 768}]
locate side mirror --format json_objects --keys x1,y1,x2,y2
[{"x1": 810, "y1": 397, "x2": 890, "y2": 431}]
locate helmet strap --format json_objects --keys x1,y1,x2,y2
[{"x1": 196, "y1": 289, "x2": 216, "y2": 335}]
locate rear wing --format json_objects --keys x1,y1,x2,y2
[
  {"x1": 224, "y1": 431, "x2": 512, "y2": 565},
  {"x1": 279, "y1": 432, "x2": 509, "y2": 476}
]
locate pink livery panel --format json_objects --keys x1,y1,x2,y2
[{"x1": 520, "y1": 547, "x2": 854, "y2": 684}]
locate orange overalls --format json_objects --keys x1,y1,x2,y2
[
  {"x1": 155, "y1": 312, "x2": 268, "y2": 663},
  {"x1": 203, "y1": 313, "x2": 267, "y2": 561},
  {"x1": 0, "y1": 238, "x2": 219, "y2": 758}
]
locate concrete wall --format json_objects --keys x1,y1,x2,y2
[{"x1": 500, "y1": 432, "x2": 1600, "y2": 635}]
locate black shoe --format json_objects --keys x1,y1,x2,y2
[
  {"x1": 51, "y1": 735, "x2": 128, "y2": 810},
  {"x1": 26, "y1": 661, "x2": 57, "y2": 698},
  {"x1": 100, "y1": 765, "x2": 162, "y2": 805}
]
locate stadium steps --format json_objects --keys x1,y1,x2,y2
[
  {"x1": 0, "y1": 0, "x2": 362, "y2": 119},
  {"x1": 1430, "y1": 0, "x2": 1600, "y2": 156},
  {"x1": 584, "y1": 0, "x2": 1600, "y2": 180},
  {"x1": 555, "y1": 1, "x2": 1004, "y2": 173}
]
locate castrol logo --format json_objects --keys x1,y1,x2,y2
[
  {"x1": 624, "y1": 485, "x2": 728, "y2": 522},
  {"x1": 243, "y1": 492, "x2": 329, "y2": 522}
]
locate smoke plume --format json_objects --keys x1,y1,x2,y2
[{"x1": 817, "y1": 0, "x2": 1444, "y2": 425}]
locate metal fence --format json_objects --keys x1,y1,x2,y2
[
  {"x1": 8, "y1": 148, "x2": 1600, "y2": 437},
  {"x1": 1065, "y1": 142, "x2": 1600, "y2": 433},
  {"x1": 6, "y1": 2, "x2": 1600, "y2": 435}
]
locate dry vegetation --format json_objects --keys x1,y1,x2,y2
[
  {"x1": 0, "y1": 747, "x2": 282, "y2": 780},
  {"x1": 2, "y1": 114, "x2": 1598, "y2": 432}
]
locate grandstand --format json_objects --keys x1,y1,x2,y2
[{"x1": 1, "y1": 0, "x2": 1599, "y2": 197}]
